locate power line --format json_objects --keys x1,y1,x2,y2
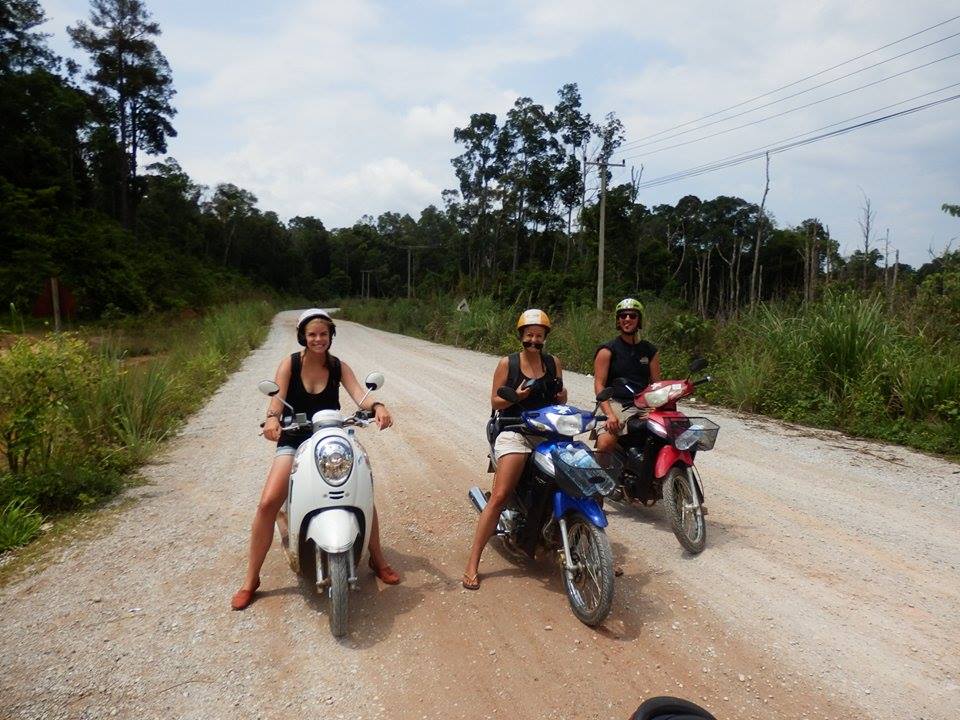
[
  {"x1": 630, "y1": 82, "x2": 960, "y2": 177},
  {"x1": 619, "y1": 51, "x2": 960, "y2": 162},
  {"x1": 614, "y1": 14, "x2": 960, "y2": 150},
  {"x1": 628, "y1": 82, "x2": 960, "y2": 183},
  {"x1": 632, "y1": 92, "x2": 960, "y2": 190},
  {"x1": 615, "y1": 31, "x2": 960, "y2": 155}
]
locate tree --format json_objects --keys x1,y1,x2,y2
[
  {"x1": 0, "y1": 0, "x2": 57, "y2": 72},
  {"x1": 69, "y1": 0, "x2": 176, "y2": 227},
  {"x1": 206, "y1": 183, "x2": 257, "y2": 266},
  {"x1": 857, "y1": 191, "x2": 876, "y2": 289},
  {"x1": 943, "y1": 203, "x2": 960, "y2": 218},
  {"x1": 452, "y1": 112, "x2": 505, "y2": 280}
]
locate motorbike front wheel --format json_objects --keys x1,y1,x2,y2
[
  {"x1": 326, "y1": 551, "x2": 350, "y2": 638},
  {"x1": 562, "y1": 513, "x2": 614, "y2": 627},
  {"x1": 663, "y1": 466, "x2": 706, "y2": 554}
]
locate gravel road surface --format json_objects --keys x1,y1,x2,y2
[{"x1": 1, "y1": 311, "x2": 957, "y2": 720}]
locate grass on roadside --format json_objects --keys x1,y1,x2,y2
[{"x1": 0, "y1": 299, "x2": 275, "y2": 554}]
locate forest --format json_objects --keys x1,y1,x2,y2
[{"x1": 3, "y1": 0, "x2": 957, "y2": 321}]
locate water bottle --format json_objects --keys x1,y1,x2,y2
[{"x1": 572, "y1": 449, "x2": 598, "y2": 468}]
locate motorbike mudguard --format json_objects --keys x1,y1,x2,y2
[
  {"x1": 304, "y1": 508, "x2": 360, "y2": 554},
  {"x1": 553, "y1": 491, "x2": 608, "y2": 528},
  {"x1": 655, "y1": 446, "x2": 693, "y2": 478}
]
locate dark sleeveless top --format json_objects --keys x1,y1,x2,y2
[
  {"x1": 502, "y1": 352, "x2": 560, "y2": 415},
  {"x1": 597, "y1": 337, "x2": 657, "y2": 402},
  {"x1": 278, "y1": 352, "x2": 341, "y2": 449}
]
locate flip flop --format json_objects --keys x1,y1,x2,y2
[{"x1": 462, "y1": 572, "x2": 480, "y2": 590}]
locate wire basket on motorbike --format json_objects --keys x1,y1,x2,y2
[
  {"x1": 662, "y1": 417, "x2": 720, "y2": 451},
  {"x1": 551, "y1": 445, "x2": 621, "y2": 498}
]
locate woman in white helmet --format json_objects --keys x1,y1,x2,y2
[
  {"x1": 462, "y1": 309, "x2": 567, "y2": 590},
  {"x1": 231, "y1": 309, "x2": 399, "y2": 610}
]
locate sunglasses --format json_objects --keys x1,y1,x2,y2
[{"x1": 617, "y1": 312, "x2": 639, "y2": 320}]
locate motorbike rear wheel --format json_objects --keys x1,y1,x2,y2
[
  {"x1": 663, "y1": 466, "x2": 706, "y2": 554},
  {"x1": 562, "y1": 513, "x2": 614, "y2": 627},
  {"x1": 326, "y1": 551, "x2": 350, "y2": 638}
]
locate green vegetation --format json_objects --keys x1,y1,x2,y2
[
  {"x1": 342, "y1": 290, "x2": 960, "y2": 457},
  {"x1": 0, "y1": 300, "x2": 274, "y2": 550}
]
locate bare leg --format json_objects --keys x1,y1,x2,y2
[
  {"x1": 240, "y1": 454, "x2": 293, "y2": 592},
  {"x1": 367, "y1": 505, "x2": 400, "y2": 583},
  {"x1": 595, "y1": 430, "x2": 619, "y2": 453},
  {"x1": 463, "y1": 452, "x2": 527, "y2": 582},
  {"x1": 368, "y1": 505, "x2": 388, "y2": 567}
]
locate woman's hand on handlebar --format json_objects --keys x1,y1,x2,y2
[
  {"x1": 373, "y1": 404, "x2": 393, "y2": 430},
  {"x1": 263, "y1": 416, "x2": 281, "y2": 442}
]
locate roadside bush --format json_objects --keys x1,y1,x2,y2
[
  {"x1": 0, "y1": 498, "x2": 43, "y2": 552},
  {"x1": 0, "y1": 335, "x2": 101, "y2": 474}
]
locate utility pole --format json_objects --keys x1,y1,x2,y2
[
  {"x1": 360, "y1": 270, "x2": 374, "y2": 299},
  {"x1": 400, "y1": 245, "x2": 431, "y2": 299},
  {"x1": 585, "y1": 159, "x2": 625, "y2": 310}
]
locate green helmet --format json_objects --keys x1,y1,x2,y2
[
  {"x1": 615, "y1": 298, "x2": 643, "y2": 332},
  {"x1": 615, "y1": 298, "x2": 643, "y2": 315}
]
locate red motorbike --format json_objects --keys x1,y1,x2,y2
[{"x1": 605, "y1": 358, "x2": 719, "y2": 554}]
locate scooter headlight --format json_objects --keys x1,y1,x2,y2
[{"x1": 315, "y1": 439, "x2": 353, "y2": 486}]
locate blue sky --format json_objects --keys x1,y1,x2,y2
[{"x1": 41, "y1": 0, "x2": 960, "y2": 267}]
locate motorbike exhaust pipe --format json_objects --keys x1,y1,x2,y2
[{"x1": 468, "y1": 487, "x2": 487, "y2": 514}]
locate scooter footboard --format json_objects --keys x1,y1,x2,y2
[{"x1": 305, "y1": 509, "x2": 361, "y2": 554}]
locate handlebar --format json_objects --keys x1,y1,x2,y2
[{"x1": 693, "y1": 375, "x2": 712, "y2": 387}]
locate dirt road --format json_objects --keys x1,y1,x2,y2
[{"x1": 1, "y1": 312, "x2": 957, "y2": 719}]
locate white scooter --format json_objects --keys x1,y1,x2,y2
[{"x1": 257, "y1": 372, "x2": 384, "y2": 638}]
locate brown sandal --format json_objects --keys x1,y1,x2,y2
[
  {"x1": 230, "y1": 578, "x2": 260, "y2": 611},
  {"x1": 462, "y1": 572, "x2": 480, "y2": 590},
  {"x1": 368, "y1": 556, "x2": 401, "y2": 585}
]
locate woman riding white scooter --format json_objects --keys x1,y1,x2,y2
[{"x1": 231, "y1": 309, "x2": 400, "y2": 611}]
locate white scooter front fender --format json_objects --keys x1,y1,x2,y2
[{"x1": 305, "y1": 508, "x2": 360, "y2": 554}]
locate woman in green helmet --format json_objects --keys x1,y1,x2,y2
[{"x1": 593, "y1": 298, "x2": 661, "y2": 454}]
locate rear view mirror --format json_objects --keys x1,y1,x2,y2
[
  {"x1": 596, "y1": 387, "x2": 615, "y2": 402},
  {"x1": 258, "y1": 380, "x2": 280, "y2": 397},
  {"x1": 364, "y1": 371, "x2": 385, "y2": 391},
  {"x1": 688, "y1": 357, "x2": 708, "y2": 374}
]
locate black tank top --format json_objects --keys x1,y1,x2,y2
[
  {"x1": 597, "y1": 337, "x2": 657, "y2": 402},
  {"x1": 279, "y1": 352, "x2": 341, "y2": 448},
  {"x1": 502, "y1": 352, "x2": 559, "y2": 415},
  {"x1": 287, "y1": 351, "x2": 341, "y2": 416}
]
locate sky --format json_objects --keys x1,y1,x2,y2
[{"x1": 41, "y1": 0, "x2": 960, "y2": 268}]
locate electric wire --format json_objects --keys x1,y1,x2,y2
[
  {"x1": 625, "y1": 82, "x2": 960, "y2": 180},
  {"x1": 632, "y1": 92, "x2": 960, "y2": 190},
  {"x1": 614, "y1": 32, "x2": 960, "y2": 156},
  {"x1": 613, "y1": 14, "x2": 960, "y2": 151},
  {"x1": 618, "y1": 52, "x2": 960, "y2": 162}
]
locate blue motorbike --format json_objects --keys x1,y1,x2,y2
[{"x1": 469, "y1": 385, "x2": 621, "y2": 626}]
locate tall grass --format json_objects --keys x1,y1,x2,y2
[
  {"x1": 0, "y1": 300, "x2": 275, "y2": 552},
  {"x1": 342, "y1": 293, "x2": 959, "y2": 457}
]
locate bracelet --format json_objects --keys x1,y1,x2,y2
[{"x1": 265, "y1": 411, "x2": 281, "y2": 420}]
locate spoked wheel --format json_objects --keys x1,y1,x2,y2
[
  {"x1": 663, "y1": 466, "x2": 706, "y2": 554},
  {"x1": 562, "y1": 513, "x2": 614, "y2": 627},
  {"x1": 326, "y1": 551, "x2": 350, "y2": 638}
]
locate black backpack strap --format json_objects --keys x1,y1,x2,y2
[
  {"x1": 506, "y1": 352, "x2": 520, "y2": 388},
  {"x1": 543, "y1": 353, "x2": 557, "y2": 380}
]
